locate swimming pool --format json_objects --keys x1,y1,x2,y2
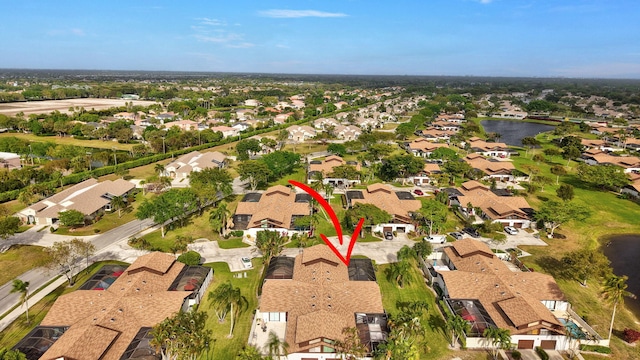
[{"x1": 559, "y1": 318, "x2": 587, "y2": 339}]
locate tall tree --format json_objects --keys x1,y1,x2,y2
[
  {"x1": 254, "y1": 230, "x2": 287, "y2": 266},
  {"x1": 58, "y1": 209, "x2": 85, "y2": 228},
  {"x1": 378, "y1": 154, "x2": 424, "y2": 183},
  {"x1": 150, "y1": 310, "x2": 212, "y2": 360},
  {"x1": 42, "y1": 238, "x2": 94, "y2": 286},
  {"x1": 446, "y1": 314, "x2": 470, "y2": 348},
  {"x1": 10, "y1": 279, "x2": 29, "y2": 324},
  {"x1": 534, "y1": 200, "x2": 590, "y2": 238},
  {"x1": 189, "y1": 168, "x2": 233, "y2": 211},
  {"x1": 561, "y1": 249, "x2": 611, "y2": 287},
  {"x1": 110, "y1": 195, "x2": 126, "y2": 218},
  {"x1": 209, "y1": 202, "x2": 230, "y2": 236},
  {"x1": 237, "y1": 160, "x2": 272, "y2": 191},
  {"x1": 334, "y1": 326, "x2": 368, "y2": 360},
  {"x1": 136, "y1": 189, "x2": 199, "y2": 237},
  {"x1": 418, "y1": 200, "x2": 448, "y2": 236},
  {"x1": 385, "y1": 260, "x2": 413, "y2": 288},
  {"x1": 482, "y1": 327, "x2": 512, "y2": 360},
  {"x1": 550, "y1": 165, "x2": 567, "y2": 185},
  {"x1": 556, "y1": 183, "x2": 574, "y2": 202},
  {"x1": 602, "y1": 275, "x2": 636, "y2": 340}
]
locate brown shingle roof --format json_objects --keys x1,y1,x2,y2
[
  {"x1": 439, "y1": 239, "x2": 564, "y2": 335},
  {"x1": 259, "y1": 245, "x2": 384, "y2": 353},
  {"x1": 40, "y1": 252, "x2": 195, "y2": 360},
  {"x1": 350, "y1": 184, "x2": 421, "y2": 222},
  {"x1": 235, "y1": 186, "x2": 309, "y2": 229}
]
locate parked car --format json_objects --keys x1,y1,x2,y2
[
  {"x1": 413, "y1": 189, "x2": 424, "y2": 196},
  {"x1": 424, "y1": 235, "x2": 447, "y2": 244},
  {"x1": 449, "y1": 231, "x2": 464, "y2": 240},
  {"x1": 462, "y1": 227, "x2": 480, "y2": 238},
  {"x1": 241, "y1": 257, "x2": 253, "y2": 269},
  {"x1": 504, "y1": 226, "x2": 518, "y2": 235},
  {"x1": 385, "y1": 231, "x2": 394, "y2": 240}
]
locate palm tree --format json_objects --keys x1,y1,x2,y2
[
  {"x1": 209, "y1": 202, "x2": 230, "y2": 236},
  {"x1": 385, "y1": 260, "x2": 413, "y2": 288},
  {"x1": 264, "y1": 330, "x2": 289, "y2": 360},
  {"x1": 602, "y1": 274, "x2": 636, "y2": 340},
  {"x1": 110, "y1": 195, "x2": 126, "y2": 218},
  {"x1": 11, "y1": 279, "x2": 29, "y2": 324},
  {"x1": 446, "y1": 314, "x2": 470, "y2": 348},
  {"x1": 227, "y1": 285, "x2": 248, "y2": 337},
  {"x1": 154, "y1": 163, "x2": 166, "y2": 177},
  {"x1": 482, "y1": 327, "x2": 512, "y2": 360}
]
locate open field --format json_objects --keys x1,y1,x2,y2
[
  {"x1": 0, "y1": 98, "x2": 158, "y2": 116},
  {"x1": 0, "y1": 245, "x2": 50, "y2": 288},
  {"x1": 0, "y1": 133, "x2": 135, "y2": 151}
]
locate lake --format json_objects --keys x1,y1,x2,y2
[
  {"x1": 480, "y1": 120, "x2": 555, "y2": 146},
  {"x1": 602, "y1": 234, "x2": 640, "y2": 319}
]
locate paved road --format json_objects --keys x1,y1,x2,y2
[{"x1": 0, "y1": 218, "x2": 154, "y2": 317}]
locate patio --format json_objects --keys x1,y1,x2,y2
[{"x1": 248, "y1": 311, "x2": 287, "y2": 354}]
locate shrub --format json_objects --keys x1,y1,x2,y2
[
  {"x1": 128, "y1": 237, "x2": 151, "y2": 250},
  {"x1": 177, "y1": 251, "x2": 202, "y2": 265},
  {"x1": 232, "y1": 230, "x2": 244, "y2": 237},
  {"x1": 624, "y1": 328, "x2": 640, "y2": 343},
  {"x1": 579, "y1": 344, "x2": 612, "y2": 354},
  {"x1": 510, "y1": 350, "x2": 522, "y2": 360},
  {"x1": 94, "y1": 229, "x2": 101, "y2": 233},
  {"x1": 535, "y1": 346, "x2": 549, "y2": 360}
]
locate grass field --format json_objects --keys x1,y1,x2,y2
[
  {"x1": 0, "y1": 245, "x2": 50, "y2": 288},
  {"x1": 0, "y1": 133, "x2": 135, "y2": 151},
  {"x1": 198, "y1": 259, "x2": 263, "y2": 360}
]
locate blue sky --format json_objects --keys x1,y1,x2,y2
[{"x1": 1, "y1": 0, "x2": 639, "y2": 78}]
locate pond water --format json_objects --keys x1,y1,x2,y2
[
  {"x1": 602, "y1": 234, "x2": 640, "y2": 319},
  {"x1": 480, "y1": 120, "x2": 555, "y2": 146}
]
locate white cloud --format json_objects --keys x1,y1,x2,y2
[
  {"x1": 197, "y1": 17, "x2": 227, "y2": 26},
  {"x1": 259, "y1": 9, "x2": 348, "y2": 18}
]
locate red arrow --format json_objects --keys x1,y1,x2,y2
[{"x1": 289, "y1": 180, "x2": 365, "y2": 266}]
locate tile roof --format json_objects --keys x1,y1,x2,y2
[
  {"x1": 440, "y1": 239, "x2": 565, "y2": 335},
  {"x1": 456, "y1": 184, "x2": 531, "y2": 221},
  {"x1": 259, "y1": 245, "x2": 384, "y2": 353},
  {"x1": 165, "y1": 150, "x2": 227, "y2": 176},
  {"x1": 40, "y1": 252, "x2": 196, "y2": 360},
  {"x1": 309, "y1": 156, "x2": 360, "y2": 176},
  {"x1": 235, "y1": 186, "x2": 309, "y2": 229}
]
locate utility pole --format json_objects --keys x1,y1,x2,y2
[
  {"x1": 28, "y1": 144, "x2": 33, "y2": 166},
  {"x1": 112, "y1": 148, "x2": 117, "y2": 166}
]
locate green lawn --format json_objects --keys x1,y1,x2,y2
[
  {"x1": 0, "y1": 245, "x2": 51, "y2": 288},
  {"x1": 198, "y1": 259, "x2": 263, "y2": 360},
  {"x1": 0, "y1": 260, "x2": 128, "y2": 349},
  {"x1": 0, "y1": 133, "x2": 135, "y2": 151},
  {"x1": 217, "y1": 237, "x2": 250, "y2": 249},
  {"x1": 376, "y1": 262, "x2": 454, "y2": 359}
]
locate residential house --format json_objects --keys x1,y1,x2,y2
[
  {"x1": 162, "y1": 150, "x2": 227, "y2": 183},
  {"x1": 581, "y1": 153, "x2": 640, "y2": 173},
  {"x1": 409, "y1": 163, "x2": 441, "y2": 186},
  {"x1": 168, "y1": 119, "x2": 199, "y2": 132},
  {"x1": 113, "y1": 112, "x2": 136, "y2": 121},
  {"x1": 232, "y1": 122, "x2": 251, "y2": 132},
  {"x1": 274, "y1": 113, "x2": 294, "y2": 124},
  {"x1": 406, "y1": 139, "x2": 450, "y2": 158},
  {"x1": 415, "y1": 128, "x2": 453, "y2": 142},
  {"x1": 307, "y1": 155, "x2": 361, "y2": 186},
  {"x1": 435, "y1": 114, "x2": 466, "y2": 123},
  {"x1": 432, "y1": 121, "x2": 461, "y2": 132},
  {"x1": 244, "y1": 99, "x2": 260, "y2": 107},
  {"x1": 621, "y1": 178, "x2": 640, "y2": 198},
  {"x1": 235, "y1": 109, "x2": 255, "y2": 120},
  {"x1": 355, "y1": 117, "x2": 381, "y2": 130},
  {"x1": 18, "y1": 178, "x2": 135, "y2": 226},
  {"x1": 232, "y1": 186, "x2": 311, "y2": 237},
  {"x1": 287, "y1": 125, "x2": 316, "y2": 142},
  {"x1": 452, "y1": 180, "x2": 533, "y2": 228},
  {"x1": 14, "y1": 252, "x2": 213, "y2": 360},
  {"x1": 430, "y1": 239, "x2": 603, "y2": 351},
  {"x1": 155, "y1": 112, "x2": 176, "y2": 124},
  {"x1": 334, "y1": 125, "x2": 362, "y2": 140},
  {"x1": 468, "y1": 137, "x2": 511, "y2": 158},
  {"x1": 209, "y1": 125, "x2": 239, "y2": 138},
  {"x1": 464, "y1": 154, "x2": 516, "y2": 182},
  {"x1": 253, "y1": 245, "x2": 387, "y2": 359},
  {"x1": 346, "y1": 183, "x2": 421, "y2": 233},
  {"x1": 313, "y1": 117, "x2": 340, "y2": 131}
]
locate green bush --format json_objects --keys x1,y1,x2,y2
[
  {"x1": 232, "y1": 230, "x2": 244, "y2": 237},
  {"x1": 579, "y1": 345, "x2": 611, "y2": 354},
  {"x1": 128, "y1": 237, "x2": 151, "y2": 250},
  {"x1": 510, "y1": 350, "x2": 522, "y2": 360},
  {"x1": 535, "y1": 346, "x2": 549, "y2": 360},
  {"x1": 177, "y1": 251, "x2": 202, "y2": 265}
]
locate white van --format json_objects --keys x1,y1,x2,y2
[{"x1": 424, "y1": 235, "x2": 446, "y2": 244}]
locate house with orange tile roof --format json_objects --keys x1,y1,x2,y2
[
  {"x1": 428, "y1": 239, "x2": 603, "y2": 350},
  {"x1": 232, "y1": 186, "x2": 311, "y2": 237},
  {"x1": 346, "y1": 183, "x2": 422, "y2": 233},
  {"x1": 452, "y1": 180, "x2": 533, "y2": 228},
  {"x1": 581, "y1": 153, "x2": 640, "y2": 173},
  {"x1": 14, "y1": 252, "x2": 213, "y2": 360},
  {"x1": 621, "y1": 177, "x2": 640, "y2": 198},
  {"x1": 252, "y1": 245, "x2": 387, "y2": 358},
  {"x1": 415, "y1": 128, "x2": 452, "y2": 142},
  {"x1": 18, "y1": 178, "x2": 135, "y2": 226}
]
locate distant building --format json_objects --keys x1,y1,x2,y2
[
  {"x1": 0, "y1": 152, "x2": 21, "y2": 170},
  {"x1": 163, "y1": 150, "x2": 228, "y2": 180}
]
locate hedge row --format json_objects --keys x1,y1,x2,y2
[{"x1": 0, "y1": 112, "x2": 327, "y2": 203}]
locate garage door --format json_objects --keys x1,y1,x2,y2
[
  {"x1": 517, "y1": 340, "x2": 534, "y2": 349},
  {"x1": 540, "y1": 340, "x2": 556, "y2": 350},
  {"x1": 383, "y1": 227, "x2": 392, "y2": 233},
  {"x1": 396, "y1": 227, "x2": 406, "y2": 233}
]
